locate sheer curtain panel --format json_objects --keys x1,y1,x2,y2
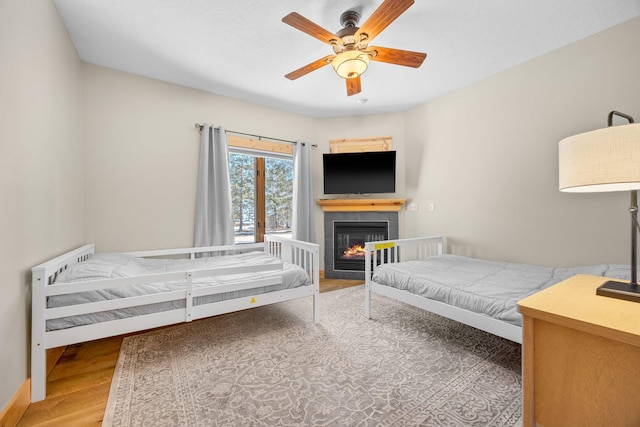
[
  {"x1": 194, "y1": 124, "x2": 235, "y2": 247},
  {"x1": 292, "y1": 142, "x2": 315, "y2": 242}
]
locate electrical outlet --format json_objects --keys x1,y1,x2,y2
[{"x1": 428, "y1": 202, "x2": 435, "y2": 212}]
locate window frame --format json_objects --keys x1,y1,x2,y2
[{"x1": 228, "y1": 136, "x2": 293, "y2": 243}]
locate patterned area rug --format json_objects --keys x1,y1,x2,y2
[{"x1": 103, "y1": 285, "x2": 522, "y2": 426}]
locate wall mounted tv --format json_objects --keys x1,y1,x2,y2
[{"x1": 323, "y1": 151, "x2": 396, "y2": 195}]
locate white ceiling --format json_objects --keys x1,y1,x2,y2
[{"x1": 53, "y1": 0, "x2": 640, "y2": 118}]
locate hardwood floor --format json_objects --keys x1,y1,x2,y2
[{"x1": 17, "y1": 279, "x2": 363, "y2": 426}]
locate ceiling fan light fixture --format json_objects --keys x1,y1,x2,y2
[
  {"x1": 332, "y1": 50, "x2": 369, "y2": 79},
  {"x1": 282, "y1": 0, "x2": 427, "y2": 95}
]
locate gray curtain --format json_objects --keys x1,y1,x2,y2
[
  {"x1": 194, "y1": 124, "x2": 235, "y2": 247},
  {"x1": 292, "y1": 141, "x2": 315, "y2": 242}
]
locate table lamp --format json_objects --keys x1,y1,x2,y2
[{"x1": 559, "y1": 111, "x2": 640, "y2": 302}]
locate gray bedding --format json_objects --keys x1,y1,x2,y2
[
  {"x1": 372, "y1": 254, "x2": 630, "y2": 326},
  {"x1": 47, "y1": 251, "x2": 311, "y2": 331}
]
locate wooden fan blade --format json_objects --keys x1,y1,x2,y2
[
  {"x1": 282, "y1": 12, "x2": 339, "y2": 45},
  {"x1": 355, "y1": 0, "x2": 414, "y2": 42},
  {"x1": 346, "y1": 75, "x2": 362, "y2": 96},
  {"x1": 285, "y1": 55, "x2": 335, "y2": 80},
  {"x1": 368, "y1": 46, "x2": 426, "y2": 68}
]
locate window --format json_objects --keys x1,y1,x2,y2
[
  {"x1": 229, "y1": 153, "x2": 256, "y2": 243},
  {"x1": 264, "y1": 157, "x2": 293, "y2": 238},
  {"x1": 228, "y1": 137, "x2": 293, "y2": 244}
]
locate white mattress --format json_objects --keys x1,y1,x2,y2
[
  {"x1": 47, "y1": 251, "x2": 311, "y2": 331},
  {"x1": 372, "y1": 254, "x2": 630, "y2": 326}
]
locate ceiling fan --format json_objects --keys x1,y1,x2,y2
[{"x1": 282, "y1": 0, "x2": 427, "y2": 96}]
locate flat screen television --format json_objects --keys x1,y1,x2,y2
[{"x1": 323, "y1": 151, "x2": 396, "y2": 195}]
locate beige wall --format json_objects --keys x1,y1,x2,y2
[
  {"x1": 0, "y1": 0, "x2": 84, "y2": 409},
  {"x1": 404, "y1": 16, "x2": 640, "y2": 266},
  {"x1": 82, "y1": 64, "x2": 318, "y2": 252}
]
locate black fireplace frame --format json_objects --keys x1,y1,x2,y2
[
  {"x1": 333, "y1": 221, "x2": 388, "y2": 271},
  {"x1": 323, "y1": 211, "x2": 399, "y2": 280}
]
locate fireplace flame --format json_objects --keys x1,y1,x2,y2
[{"x1": 342, "y1": 244, "x2": 366, "y2": 259}]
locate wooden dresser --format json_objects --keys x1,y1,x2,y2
[{"x1": 517, "y1": 274, "x2": 640, "y2": 427}]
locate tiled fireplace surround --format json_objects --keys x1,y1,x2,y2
[{"x1": 319, "y1": 199, "x2": 404, "y2": 280}]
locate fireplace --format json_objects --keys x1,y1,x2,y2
[
  {"x1": 334, "y1": 221, "x2": 388, "y2": 271},
  {"x1": 322, "y1": 209, "x2": 399, "y2": 280}
]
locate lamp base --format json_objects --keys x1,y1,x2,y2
[{"x1": 596, "y1": 280, "x2": 640, "y2": 303}]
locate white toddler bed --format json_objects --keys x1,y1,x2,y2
[
  {"x1": 31, "y1": 235, "x2": 319, "y2": 402},
  {"x1": 365, "y1": 236, "x2": 629, "y2": 344}
]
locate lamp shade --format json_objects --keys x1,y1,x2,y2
[
  {"x1": 332, "y1": 50, "x2": 369, "y2": 79},
  {"x1": 559, "y1": 123, "x2": 640, "y2": 193}
]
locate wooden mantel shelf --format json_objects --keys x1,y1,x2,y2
[{"x1": 317, "y1": 198, "x2": 406, "y2": 212}]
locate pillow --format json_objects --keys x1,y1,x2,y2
[{"x1": 55, "y1": 254, "x2": 146, "y2": 283}]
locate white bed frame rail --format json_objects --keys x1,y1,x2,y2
[
  {"x1": 364, "y1": 236, "x2": 445, "y2": 317},
  {"x1": 31, "y1": 235, "x2": 319, "y2": 402},
  {"x1": 364, "y1": 236, "x2": 522, "y2": 345}
]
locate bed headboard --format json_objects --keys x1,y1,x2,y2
[
  {"x1": 364, "y1": 236, "x2": 446, "y2": 282},
  {"x1": 31, "y1": 244, "x2": 96, "y2": 286}
]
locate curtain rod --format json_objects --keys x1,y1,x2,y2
[{"x1": 195, "y1": 123, "x2": 317, "y2": 147}]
